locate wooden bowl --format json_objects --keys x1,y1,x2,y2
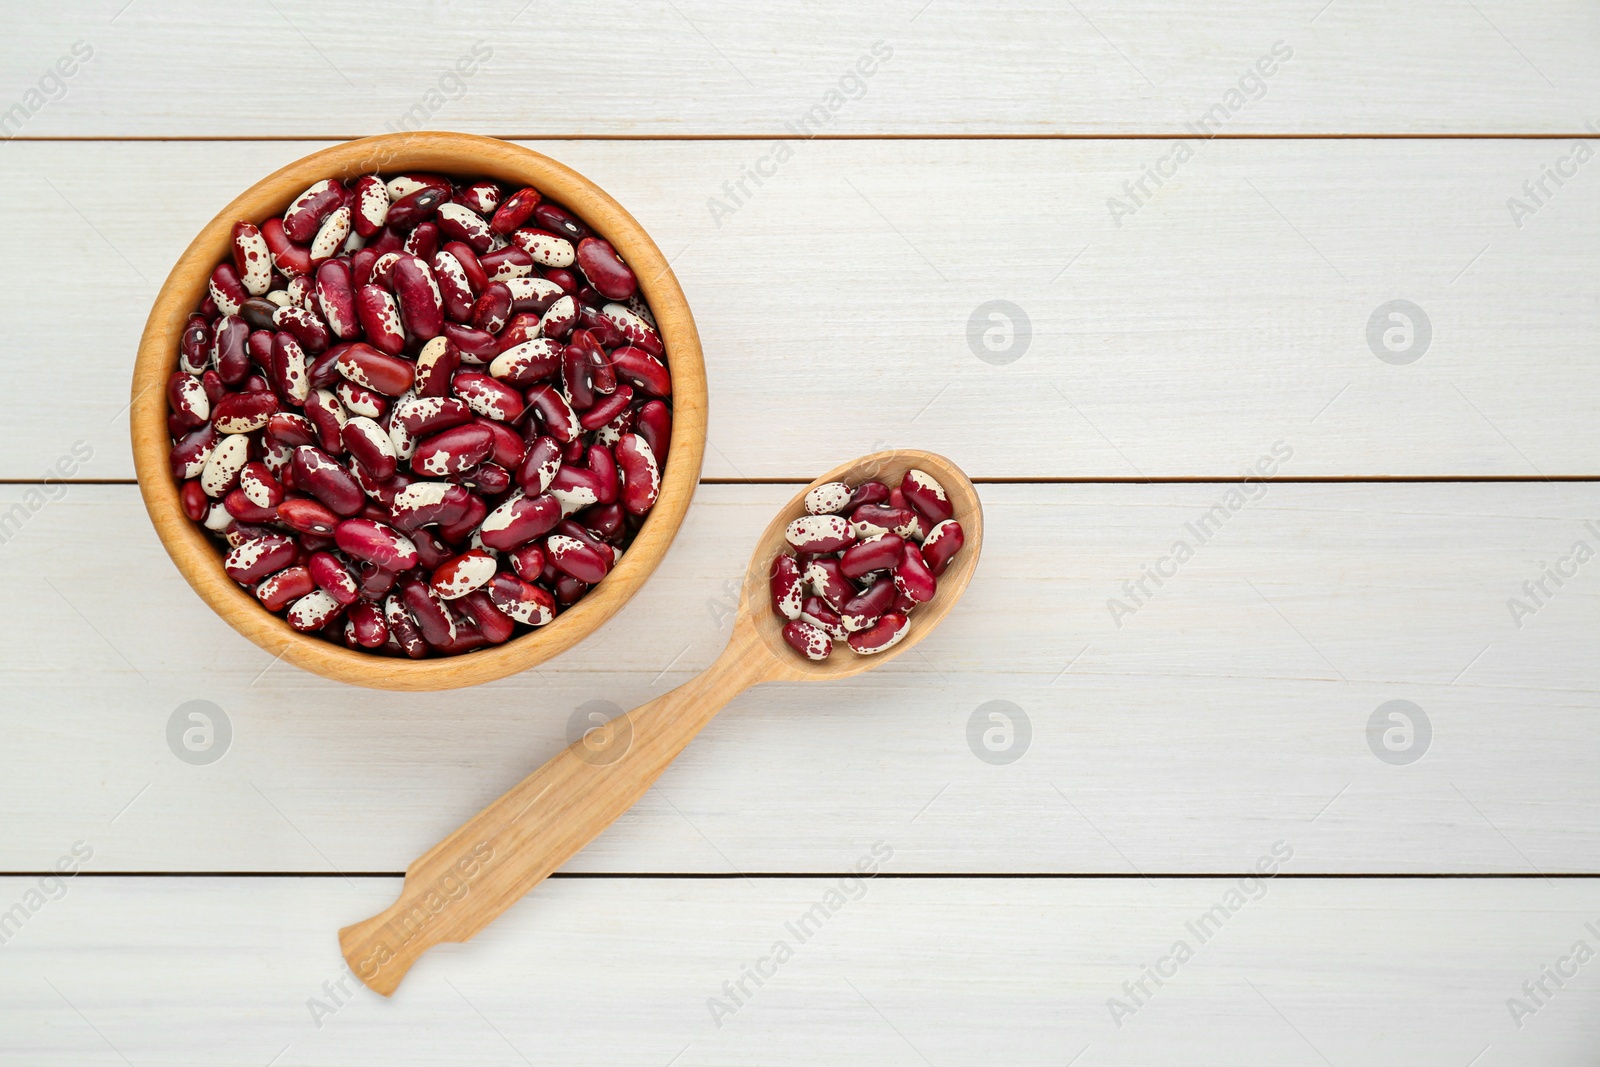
[{"x1": 130, "y1": 133, "x2": 707, "y2": 690}]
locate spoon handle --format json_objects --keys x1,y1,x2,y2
[{"x1": 339, "y1": 622, "x2": 774, "y2": 996}]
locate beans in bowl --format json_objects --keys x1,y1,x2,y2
[
  {"x1": 769, "y1": 469, "x2": 965, "y2": 660},
  {"x1": 169, "y1": 173, "x2": 671, "y2": 657}
]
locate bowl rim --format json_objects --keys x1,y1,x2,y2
[{"x1": 130, "y1": 132, "x2": 707, "y2": 691}]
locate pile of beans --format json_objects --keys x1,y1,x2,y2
[
  {"x1": 770, "y1": 469, "x2": 964, "y2": 660},
  {"x1": 168, "y1": 172, "x2": 671, "y2": 657}
]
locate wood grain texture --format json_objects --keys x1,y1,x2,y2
[
  {"x1": 3, "y1": 483, "x2": 1594, "y2": 875},
  {"x1": 339, "y1": 451, "x2": 982, "y2": 993},
  {"x1": 3, "y1": 0, "x2": 1597, "y2": 135},
  {"x1": 6, "y1": 138, "x2": 1599, "y2": 480},
  {"x1": 3, "y1": 876, "x2": 1598, "y2": 1064},
  {"x1": 127, "y1": 133, "x2": 707, "y2": 689}
]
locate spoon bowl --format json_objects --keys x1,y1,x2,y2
[
  {"x1": 339, "y1": 450, "x2": 982, "y2": 994},
  {"x1": 740, "y1": 449, "x2": 984, "y2": 679}
]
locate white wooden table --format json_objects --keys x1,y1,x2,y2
[{"x1": 3, "y1": 2, "x2": 1598, "y2": 1063}]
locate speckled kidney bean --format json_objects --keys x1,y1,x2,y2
[
  {"x1": 453, "y1": 372, "x2": 524, "y2": 422},
  {"x1": 782, "y1": 620, "x2": 832, "y2": 661},
  {"x1": 919, "y1": 519, "x2": 964, "y2": 577},
  {"x1": 490, "y1": 187, "x2": 541, "y2": 233},
  {"x1": 900, "y1": 469, "x2": 952, "y2": 525},
  {"x1": 770, "y1": 555, "x2": 803, "y2": 620},
  {"x1": 412, "y1": 422, "x2": 494, "y2": 477},
  {"x1": 846, "y1": 613, "x2": 909, "y2": 654},
  {"x1": 171, "y1": 171, "x2": 670, "y2": 656},
  {"x1": 786, "y1": 514, "x2": 855, "y2": 554},
  {"x1": 257, "y1": 565, "x2": 315, "y2": 611},
  {"x1": 804, "y1": 482, "x2": 852, "y2": 516},
  {"x1": 840, "y1": 533, "x2": 903, "y2": 580}
]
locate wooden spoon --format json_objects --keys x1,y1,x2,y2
[{"x1": 338, "y1": 449, "x2": 983, "y2": 995}]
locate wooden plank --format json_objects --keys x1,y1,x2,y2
[
  {"x1": 3, "y1": 1, "x2": 1596, "y2": 136},
  {"x1": 1, "y1": 875, "x2": 1596, "y2": 1064},
  {"x1": 6, "y1": 137, "x2": 1600, "y2": 480},
  {"x1": 2, "y1": 482, "x2": 1595, "y2": 874}
]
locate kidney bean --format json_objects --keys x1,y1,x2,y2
[
  {"x1": 435, "y1": 203, "x2": 495, "y2": 252},
  {"x1": 287, "y1": 589, "x2": 343, "y2": 632},
  {"x1": 430, "y1": 250, "x2": 475, "y2": 322},
  {"x1": 613, "y1": 432, "x2": 660, "y2": 515},
  {"x1": 480, "y1": 245, "x2": 532, "y2": 281},
  {"x1": 545, "y1": 533, "x2": 610, "y2": 584},
  {"x1": 562, "y1": 343, "x2": 596, "y2": 411},
  {"x1": 169, "y1": 422, "x2": 216, "y2": 483},
  {"x1": 212, "y1": 315, "x2": 251, "y2": 384},
  {"x1": 412, "y1": 422, "x2": 494, "y2": 477},
  {"x1": 844, "y1": 613, "x2": 908, "y2": 655},
  {"x1": 457, "y1": 589, "x2": 515, "y2": 643},
  {"x1": 167, "y1": 372, "x2": 210, "y2": 430},
  {"x1": 804, "y1": 482, "x2": 852, "y2": 516},
  {"x1": 900, "y1": 469, "x2": 953, "y2": 525},
  {"x1": 349, "y1": 175, "x2": 390, "y2": 236},
  {"x1": 919, "y1": 520, "x2": 964, "y2": 577},
  {"x1": 581, "y1": 443, "x2": 618, "y2": 506},
  {"x1": 239, "y1": 298, "x2": 278, "y2": 331},
  {"x1": 894, "y1": 541, "x2": 938, "y2": 604},
  {"x1": 803, "y1": 557, "x2": 854, "y2": 613},
  {"x1": 516, "y1": 435, "x2": 563, "y2": 496},
  {"x1": 283, "y1": 180, "x2": 343, "y2": 242},
  {"x1": 276, "y1": 496, "x2": 339, "y2": 536},
  {"x1": 469, "y1": 282, "x2": 513, "y2": 334},
  {"x1": 436, "y1": 492, "x2": 488, "y2": 546},
  {"x1": 442, "y1": 241, "x2": 488, "y2": 293},
  {"x1": 786, "y1": 514, "x2": 855, "y2": 554},
  {"x1": 388, "y1": 253, "x2": 442, "y2": 339},
  {"x1": 490, "y1": 339, "x2": 562, "y2": 385},
  {"x1": 798, "y1": 596, "x2": 848, "y2": 640},
  {"x1": 840, "y1": 575, "x2": 895, "y2": 633},
  {"x1": 453, "y1": 372, "x2": 524, "y2": 422},
  {"x1": 409, "y1": 336, "x2": 458, "y2": 399},
  {"x1": 179, "y1": 315, "x2": 211, "y2": 373},
  {"x1": 532, "y1": 202, "x2": 586, "y2": 242},
  {"x1": 575, "y1": 387, "x2": 630, "y2": 434},
  {"x1": 238, "y1": 462, "x2": 283, "y2": 509},
  {"x1": 635, "y1": 400, "x2": 670, "y2": 467},
  {"x1": 580, "y1": 502, "x2": 626, "y2": 543},
  {"x1": 548, "y1": 462, "x2": 605, "y2": 516},
  {"x1": 603, "y1": 348, "x2": 667, "y2": 399},
  {"x1": 342, "y1": 416, "x2": 398, "y2": 480},
  {"x1": 396, "y1": 395, "x2": 473, "y2": 437},
  {"x1": 224, "y1": 486, "x2": 276, "y2": 523},
  {"x1": 260, "y1": 219, "x2": 313, "y2": 279},
  {"x1": 385, "y1": 186, "x2": 447, "y2": 231},
  {"x1": 601, "y1": 303, "x2": 663, "y2": 356},
  {"x1": 477, "y1": 417, "x2": 527, "y2": 469},
  {"x1": 269, "y1": 333, "x2": 310, "y2": 404},
  {"x1": 389, "y1": 481, "x2": 473, "y2": 531},
  {"x1": 309, "y1": 205, "x2": 351, "y2": 263},
  {"x1": 335, "y1": 380, "x2": 385, "y2": 419},
  {"x1": 179, "y1": 479, "x2": 209, "y2": 521},
  {"x1": 335, "y1": 341, "x2": 414, "y2": 396},
  {"x1": 201, "y1": 433, "x2": 250, "y2": 497},
  {"x1": 293, "y1": 446, "x2": 364, "y2": 516},
  {"x1": 395, "y1": 579, "x2": 457, "y2": 646},
  {"x1": 263, "y1": 413, "x2": 314, "y2": 451},
  {"x1": 256, "y1": 565, "x2": 315, "y2": 612},
  {"x1": 575, "y1": 237, "x2": 637, "y2": 300},
  {"x1": 783, "y1": 620, "x2": 833, "y2": 661},
  {"x1": 343, "y1": 599, "x2": 388, "y2": 648},
  {"x1": 851, "y1": 503, "x2": 922, "y2": 541},
  {"x1": 304, "y1": 550, "x2": 360, "y2": 606},
  {"x1": 770, "y1": 554, "x2": 803, "y2": 620},
  {"x1": 511, "y1": 228, "x2": 574, "y2": 268},
  {"x1": 224, "y1": 534, "x2": 297, "y2": 584},
  {"x1": 441, "y1": 321, "x2": 499, "y2": 362},
  {"x1": 841, "y1": 533, "x2": 904, "y2": 580},
  {"x1": 489, "y1": 186, "x2": 542, "y2": 233},
  {"x1": 208, "y1": 264, "x2": 247, "y2": 318},
  {"x1": 538, "y1": 294, "x2": 577, "y2": 341},
  {"x1": 503, "y1": 276, "x2": 564, "y2": 315},
  {"x1": 312, "y1": 260, "x2": 358, "y2": 339},
  {"x1": 482, "y1": 571, "x2": 552, "y2": 626},
  {"x1": 273, "y1": 304, "x2": 330, "y2": 355},
  {"x1": 403, "y1": 222, "x2": 439, "y2": 262},
  {"x1": 303, "y1": 388, "x2": 346, "y2": 453},
  {"x1": 353, "y1": 284, "x2": 407, "y2": 355},
  {"x1": 230, "y1": 221, "x2": 273, "y2": 296},
  {"x1": 430, "y1": 549, "x2": 498, "y2": 600},
  {"x1": 847, "y1": 481, "x2": 890, "y2": 510}
]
